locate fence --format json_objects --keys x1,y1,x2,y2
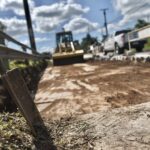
[
  {"x1": 128, "y1": 25, "x2": 150, "y2": 42},
  {"x1": 0, "y1": 31, "x2": 48, "y2": 75},
  {"x1": 128, "y1": 25, "x2": 150, "y2": 50},
  {"x1": 0, "y1": 31, "x2": 54, "y2": 149}
]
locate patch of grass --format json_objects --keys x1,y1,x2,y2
[
  {"x1": 0, "y1": 112, "x2": 33, "y2": 149},
  {"x1": 9, "y1": 60, "x2": 42, "y2": 70},
  {"x1": 9, "y1": 61, "x2": 27, "y2": 69},
  {"x1": 144, "y1": 38, "x2": 150, "y2": 51}
]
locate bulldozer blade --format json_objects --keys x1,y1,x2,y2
[{"x1": 53, "y1": 55, "x2": 84, "y2": 66}]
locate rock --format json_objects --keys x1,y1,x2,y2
[{"x1": 145, "y1": 57, "x2": 150, "y2": 63}]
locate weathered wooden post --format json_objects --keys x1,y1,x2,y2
[
  {"x1": 0, "y1": 59, "x2": 7, "y2": 75},
  {"x1": 2, "y1": 68, "x2": 55, "y2": 149}
]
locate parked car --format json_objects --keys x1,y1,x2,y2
[
  {"x1": 103, "y1": 27, "x2": 149, "y2": 55},
  {"x1": 103, "y1": 30, "x2": 131, "y2": 55}
]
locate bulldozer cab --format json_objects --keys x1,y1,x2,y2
[
  {"x1": 56, "y1": 31, "x2": 73, "y2": 44},
  {"x1": 56, "y1": 31, "x2": 74, "y2": 53}
]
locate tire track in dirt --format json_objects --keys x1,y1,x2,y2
[{"x1": 35, "y1": 62, "x2": 150, "y2": 120}]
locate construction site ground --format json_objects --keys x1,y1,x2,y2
[
  {"x1": 1, "y1": 61, "x2": 150, "y2": 150},
  {"x1": 35, "y1": 61, "x2": 150, "y2": 120}
]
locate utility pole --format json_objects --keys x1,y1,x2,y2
[
  {"x1": 147, "y1": 15, "x2": 150, "y2": 23},
  {"x1": 101, "y1": 28, "x2": 104, "y2": 40},
  {"x1": 87, "y1": 26, "x2": 90, "y2": 35},
  {"x1": 100, "y1": 8, "x2": 109, "y2": 37},
  {"x1": 23, "y1": 0, "x2": 37, "y2": 54}
]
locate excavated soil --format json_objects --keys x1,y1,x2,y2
[{"x1": 35, "y1": 61, "x2": 150, "y2": 120}]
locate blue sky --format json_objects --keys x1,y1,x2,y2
[{"x1": 0, "y1": 0, "x2": 149, "y2": 53}]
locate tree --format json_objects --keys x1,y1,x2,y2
[
  {"x1": 135, "y1": 19, "x2": 149, "y2": 29},
  {"x1": 81, "y1": 33, "x2": 98, "y2": 52},
  {"x1": 0, "y1": 21, "x2": 6, "y2": 31},
  {"x1": 41, "y1": 52, "x2": 52, "y2": 59}
]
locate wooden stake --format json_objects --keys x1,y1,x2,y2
[
  {"x1": 2, "y1": 69, "x2": 45, "y2": 136},
  {"x1": 1, "y1": 68, "x2": 56, "y2": 149},
  {"x1": 0, "y1": 59, "x2": 7, "y2": 75}
]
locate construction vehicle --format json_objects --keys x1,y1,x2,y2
[{"x1": 52, "y1": 31, "x2": 84, "y2": 66}]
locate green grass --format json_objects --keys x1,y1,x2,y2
[
  {"x1": 0, "y1": 112, "x2": 33, "y2": 149},
  {"x1": 9, "y1": 61, "x2": 27, "y2": 69},
  {"x1": 144, "y1": 38, "x2": 150, "y2": 51},
  {"x1": 9, "y1": 60, "x2": 41, "y2": 70}
]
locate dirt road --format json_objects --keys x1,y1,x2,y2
[{"x1": 35, "y1": 61, "x2": 150, "y2": 120}]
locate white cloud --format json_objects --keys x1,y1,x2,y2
[
  {"x1": 21, "y1": 37, "x2": 50, "y2": 46},
  {"x1": 0, "y1": 0, "x2": 35, "y2": 16},
  {"x1": 35, "y1": 37, "x2": 50, "y2": 43},
  {"x1": 0, "y1": 0, "x2": 99, "y2": 53},
  {"x1": 67, "y1": 0, "x2": 74, "y2": 4},
  {"x1": 35, "y1": 17, "x2": 62, "y2": 33},
  {"x1": 0, "y1": 17, "x2": 27, "y2": 36},
  {"x1": 0, "y1": 0, "x2": 92, "y2": 35},
  {"x1": 33, "y1": 0, "x2": 82, "y2": 19},
  {"x1": 39, "y1": 46, "x2": 54, "y2": 53},
  {"x1": 33, "y1": 1, "x2": 90, "y2": 32},
  {"x1": 64, "y1": 17, "x2": 99, "y2": 34},
  {"x1": 112, "y1": 0, "x2": 150, "y2": 28}
]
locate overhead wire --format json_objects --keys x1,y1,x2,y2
[{"x1": 107, "y1": 2, "x2": 150, "y2": 25}]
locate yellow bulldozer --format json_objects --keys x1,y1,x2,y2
[{"x1": 52, "y1": 31, "x2": 84, "y2": 66}]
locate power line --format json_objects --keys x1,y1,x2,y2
[
  {"x1": 107, "y1": 3, "x2": 149, "y2": 25},
  {"x1": 108, "y1": 15, "x2": 123, "y2": 24},
  {"x1": 126, "y1": 3, "x2": 148, "y2": 14}
]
